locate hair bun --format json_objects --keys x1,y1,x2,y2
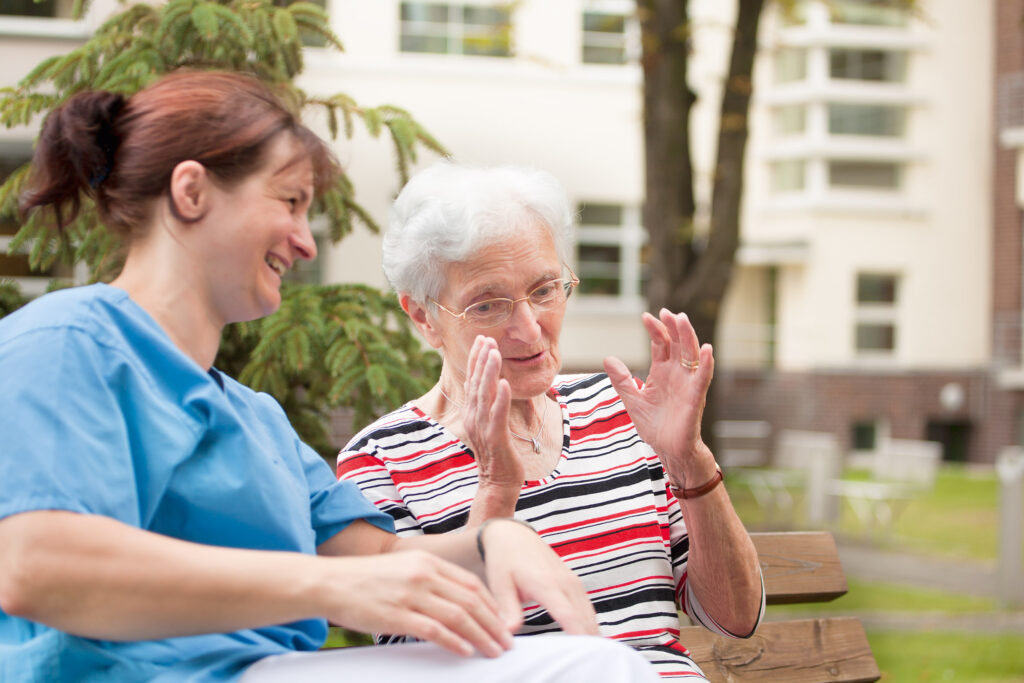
[
  {"x1": 19, "y1": 90, "x2": 126, "y2": 229},
  {"x1": 76, "y1": 91, "x2": 126, "y2": 188}
]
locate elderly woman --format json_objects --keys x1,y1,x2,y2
[
  {"x1": 336, "y1": 162, "x2": 765, "y2": 679},
  {"x1": 0, "y1": 73, "x2": 659, "y2": 682}
]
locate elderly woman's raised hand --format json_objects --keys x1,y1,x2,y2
[
  {"x1": 461, "y1": 336, "x2": 525, "y2": 509},
  {"x1": 603, "y1": 309, "x2": 717, "y2": 487}
]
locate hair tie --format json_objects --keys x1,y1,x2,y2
[{"x1": 89, "y1": 94, "x2": 126, "y2": 189}]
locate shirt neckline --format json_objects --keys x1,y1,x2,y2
[{"x1": 406, "y1": 387, "x2": 570, "y2": 487}]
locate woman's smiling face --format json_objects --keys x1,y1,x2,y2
[{"x1": 197, "y1": 134, "x2": 317, "y2": 326}]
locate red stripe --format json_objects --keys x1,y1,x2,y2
[
  {"x1": 551, "y1": 522, "x2": 664, "y2": 556},
  {"x1": 541, "y1": 504, "x2": 658, "y2": 536},
  {"x1": 390, "y1": 453, "x2": 476, "y2": 485},
  {"x1": 336, "y1": 453, "x2": 384, "y2": 477}
]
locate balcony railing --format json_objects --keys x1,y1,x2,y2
[
  {"x1": 999, "y1": 71, "x2": 1024, "y2": 134},
  {"x1": 994, "y1": 311, "x2": 1024, "y2": 368}
]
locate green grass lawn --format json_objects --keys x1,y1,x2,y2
[
  {"x1": 324, "y1": 627, "x2": 373, "y2": 649},
  {"x1": 727, "y1": 463, "x2": 1020, "y2": 564},
  {"x1": 886, "y1": 465, "x2": 1004, "y2": 562},
  {"x1": 775, "y1": 578, "x2": 996, "y2": 614},
  {"x1": 868, "y1": 631, "x2": 1024, "y2": 682}
]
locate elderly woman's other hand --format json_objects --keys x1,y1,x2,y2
[
  {"x1": 602, "y1": 309, "x2": 718, "y2": 488},
  {"x1": 462, "y1": 336, "x2": 524, "y2": 490},
  {"x1": 478, "y1": 519, "x2": 600, "y2": 636}
]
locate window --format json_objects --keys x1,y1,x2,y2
[
  {"x1": 829, "y1": 0, "x2": 910, "y2": 27},
  {"x1": 0, "y1": 0, "x2": 59, "y2": 17},
  {"x1": 828, "y1": 103, "x2": 905, "y2": 137},
  {"x1": 399, "y1": 2, "x2": 512, "y2": 57},
  {"x1": 774, "y1": 47, "x2": 806, "y2": 83},
  {"x1": 830, "y1": 48, "x2": 907, "y2": 82},
  {"x1": 855, "y1": 272, "x2": 899, "y2": 353},
  {"x1": 829, "y1": 160, "x2": 901, "y2": 190},
  {"x1": 770, "y1": 160, "x2": 805, "y2": 193},
  {"x1": 855, "y1": 323, "x2": 895, "y2": 350},
  {"x1": 774, "y1": 105, "x2": 806, "y2": 136},
  {"x1": 582, "y1": 12, "x2": 627, "y2": 65},
  {"x1": 857, "y1": 273, "x2": 898, "y2": 303},
  {"x1": 851, "y1": 420, "x2": 878, "y2": 451},
  {"x1": 575, "y1": 203, "x2": 646, "y2": 299}
]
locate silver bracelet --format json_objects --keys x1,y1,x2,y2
[{"x1": 475, "y1": 517, "x2": 535, "y2": 563}]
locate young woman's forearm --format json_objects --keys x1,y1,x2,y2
[{"x1": 0, "y1": 510, "x2": 330, "y2": 640}]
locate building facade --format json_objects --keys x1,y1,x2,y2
[{"x1": 0, "y1": 0, "x2": 1010, "y2": 462}]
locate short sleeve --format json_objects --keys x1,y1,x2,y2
[
  {"x1": 299, "y1": 439, "x2": 395, "y2": 545},
  {"x1": 0, "y1": 327, "x2": 180, "y2": 525}
]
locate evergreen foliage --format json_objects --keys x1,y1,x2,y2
[
  {"x1": 0, "y1": 0, "x2": 445, "y2": 457},
  {"x1": 0, "y1": 280, "x2": 29, "y2": 317}
]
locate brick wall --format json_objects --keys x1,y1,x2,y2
[{"x1": 716, "y1": 369, "x2": 998, "y2": 463}]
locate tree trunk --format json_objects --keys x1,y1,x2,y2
[
  {"x1": 640, "y1": 0, "x2": 766, "y2": 451},
  {"x1": 639, "y1": 0, "x2": 697, "y2": 314}
]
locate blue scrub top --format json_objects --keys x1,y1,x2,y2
[{"x1": 0, "y1": 284, "x2": 394, "y2": 681}]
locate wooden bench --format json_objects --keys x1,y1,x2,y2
[{"x1": 680, "y1": 531, "x2": 880, "y2": 682}]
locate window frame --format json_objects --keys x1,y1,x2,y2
[
  {"x1": 854, "y1": 271, "x2": 901, "y2": 355},
  {"x1": 580, "y1": 2, "x2": 638, "y2": 66},
  {"x1": 398, "y1": 1, "x2": 514, "y2": 58},
  {"x1": 574, "y1": 202, "x2": 646, "y2": 307}
]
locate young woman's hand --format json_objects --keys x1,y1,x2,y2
[{"x1": 478, "y1": 519, "x2": 600, "y2": 636}]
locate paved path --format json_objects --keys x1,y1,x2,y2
[
  {"x1": 835, "y1": 541, "x2": 999, "y2": 598},
  {"x1": 802, "y1": 539, "x2": 1024, "y2": 634}
]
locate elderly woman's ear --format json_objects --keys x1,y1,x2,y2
[{"x1": 400, "y1": 293, "x2": 445, "y2": 349}]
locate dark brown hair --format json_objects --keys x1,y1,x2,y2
[{"x1": 20, "y1": 70, "x2": 340, "y2": 235}]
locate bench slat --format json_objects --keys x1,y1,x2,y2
[
  {"x1": 752, "y1": 531, "x2": 848, "y2": 604},
  {"x1": 682, "y1": 617, "x2": 880, "y2": 682}
]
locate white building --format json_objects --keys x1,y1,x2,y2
[{"x1": 0, "y1": 0, "x2": 1001, "y2": 460}]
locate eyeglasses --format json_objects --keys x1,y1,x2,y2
[{"x1": 430, "y1": 267, "x2": 580, "y2": 328}]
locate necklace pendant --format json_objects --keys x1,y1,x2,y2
[{"x1": 530, "y1": 437, "x2": 541, "y2": 454}]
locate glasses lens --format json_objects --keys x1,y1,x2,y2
[
  {"x1": 529, "y1": 279, "x2": 570, "y2": 310},
  {"x1": 465, "y1": 298, "x2": 513, "y2": 327}
]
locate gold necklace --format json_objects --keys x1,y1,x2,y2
[{"x1": 438, "y1": 386, "x2": 548, "y2": 454}]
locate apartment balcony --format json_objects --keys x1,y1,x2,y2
[
  {"x1": 999, "y1": 71, "x2": 1024, "y2": 144},
  {"x1": 993, "y1": 311, "x2": 1024, "y2": 388}
]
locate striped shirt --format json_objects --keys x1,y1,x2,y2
[{"x1": 338, "y1": 373, "x2": 761, "y2": 679}]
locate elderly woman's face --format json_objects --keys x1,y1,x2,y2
[{"x1": 432, "y1": 221, "x2": 566, "y2": 399}]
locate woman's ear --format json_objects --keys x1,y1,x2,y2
[
  {"x1": 401, "y1": 293, "x2": 444, "y2": 349},
  {"x1": 168, "y1": 160, "x2": 209, "y2": 222}
]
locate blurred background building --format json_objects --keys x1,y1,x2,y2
[{"x1": 1, "y1": 0, "x2": 1019, "y2": 464}]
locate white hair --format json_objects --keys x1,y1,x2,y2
[{"x1": 382, "y1": 160, "x2": 575, "y2": 303}]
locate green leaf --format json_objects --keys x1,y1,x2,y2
[
  {"x1": 272, "y1": 8, "x2": 298, "y2": 43},
  {"x1": 191, "y1": 3, "x2": 219, "y2": 40}
]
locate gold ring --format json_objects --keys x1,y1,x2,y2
[{"x1": 679, "y1": 358, "x2": 700, "y2": 370}]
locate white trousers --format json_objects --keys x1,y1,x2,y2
[{"x1": 240, "y1": 634, "x2": 660, "y2": 682}]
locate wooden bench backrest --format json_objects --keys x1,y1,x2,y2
[{"x1": 680, "y1": 531, "x2": 880, "y2": 682}]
